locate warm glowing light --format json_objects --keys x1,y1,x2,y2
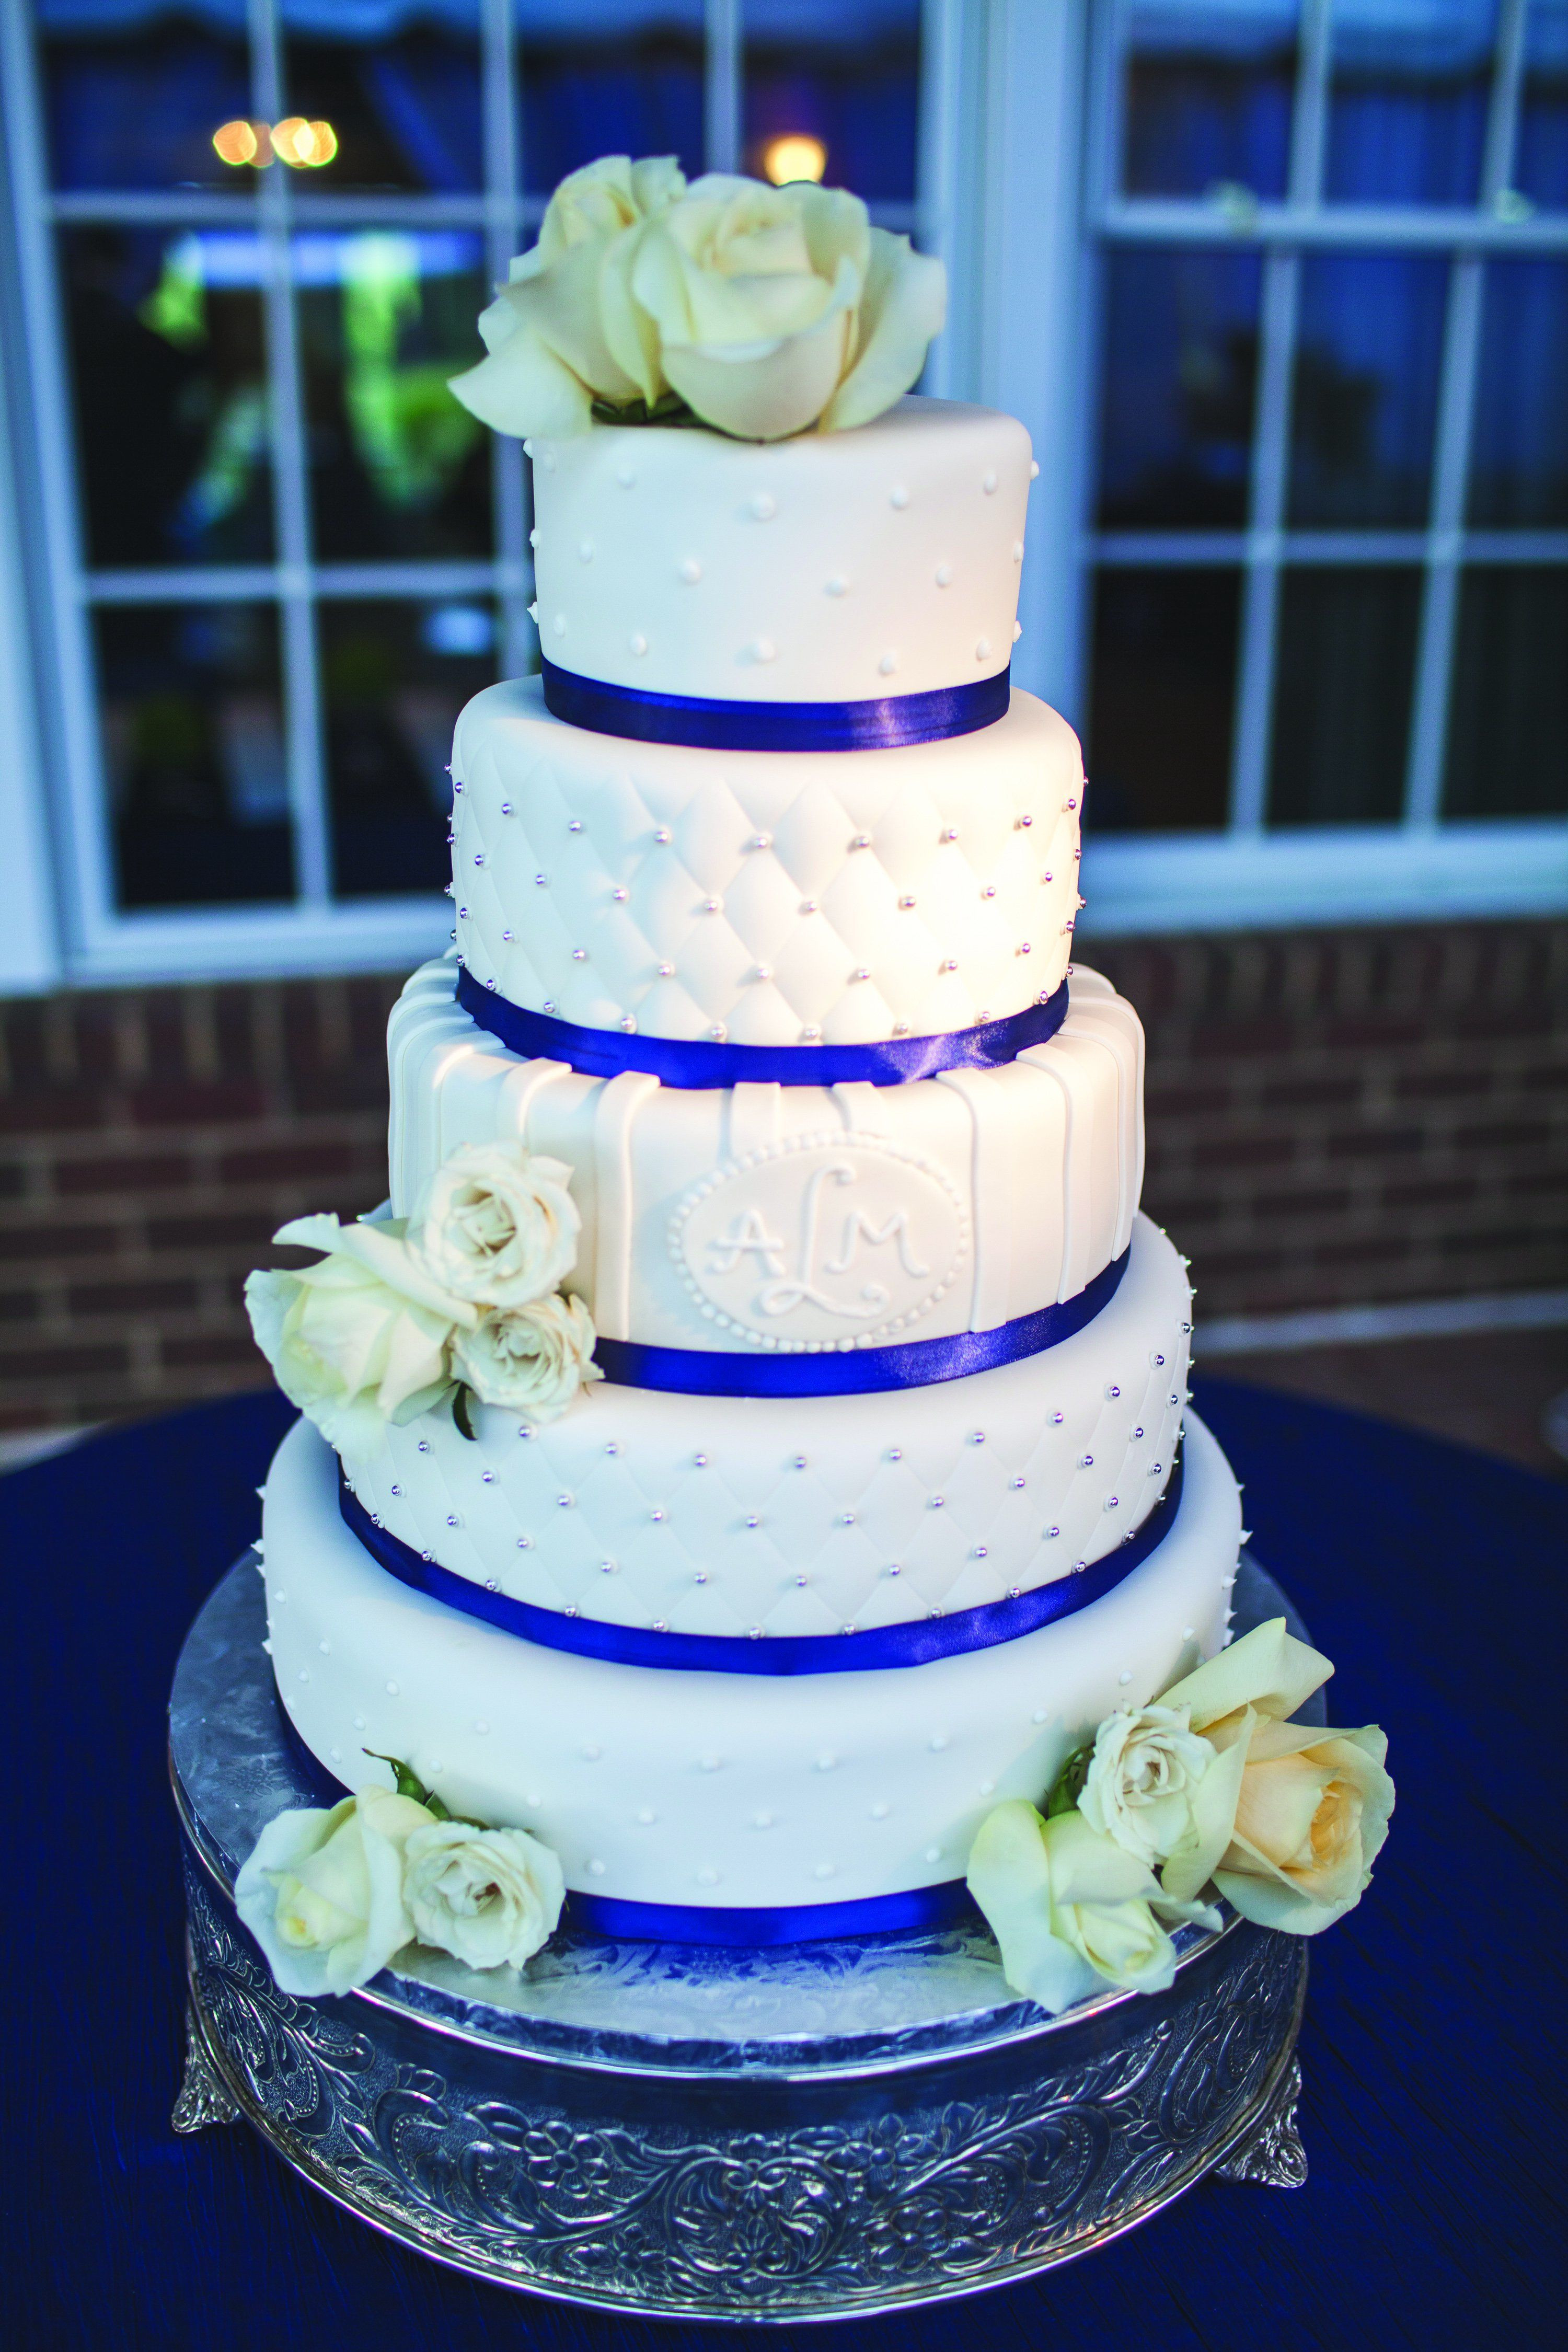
[
  {"x1": 762, "y1": 133, "x2": 827, "y2": 187},
  {"x1": 213, "y1": 119, "x2": 268, "y2": 167},
  {"x1": 273, "y1": 116, "x2": 338, "y2": 167}
]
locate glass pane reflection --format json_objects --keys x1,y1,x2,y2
[
  {"x1": 1268, "y1": 568, "x2": 1420, "y2": 825},
  {"x1": 1516, "y1": 0, "x2": 1568, "y2": 211},
  {"x1": 1097, "y1": 249, "x2": 1262, "y2": 527},
  {"x1": 1444, "y1": 569, "x2": 1568, "y2": 816},
  {"x1": 1325, "y1": 0, "x2": 1498, "y2": 206},
  {"x1": 37, "y1": 0, "x2": 251, "y2": 192},
  {"x1": 1287, "y1": 252, "x2": 1447, "y2": 526},
  {"x1": 1121, "y1": 0, "x2": 1297, "y2": 200},
  {"x1": 62, "y1": 228, "x2": 272, "y2": 569},
  {"x1": 98, "y1": 602, "x2": 293, "y2": 909},
  {"x1": 1469, "y1": 261, "x2": 1568, "y2": 526},
  {"x1": 743, "y1": 0, "x2": 920, "y2": 202},
  {"x1": 516, "y1": 1, "x2": 704, "y2": 193},
  {"x1": 323, "y1": 598, "x2": 497, "y2": 898},
  {"x1": 281, "y1": 0, "x2": 482, "y2": 192},
  {"x1": 1086, "y1": 568, "x2": 1241, "y2": 832},
  {"x1": 298, "y1": 230, "x2": 491, "y2": 562}
]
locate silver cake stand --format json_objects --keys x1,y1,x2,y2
[{"x1": 169, "y1": 1555, "x2": 1312, "y2": 2322}]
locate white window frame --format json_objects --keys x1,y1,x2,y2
[{"x1": 2, "y1": 0, "x2": 1565, "y2": 997}]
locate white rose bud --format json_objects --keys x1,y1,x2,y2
[
  {"x1": 402, "y1": 1821, "x2": 566, "y2": 1973},
  {"x1": 452, "y1": 1289, "x2": 602, "y2": 1425},
  {"x1": 406, "y1": 1142, "x2": 581, "y2": 1309},
  {"x1": 235, "y1": 1786, "x2": 435, "y2": 1998},
  {"x1": 1079, "y1": 1701, "x2": 1241, "y2": 1877},
  {"x1": 245, "y1": 1213, "x2": 474, "y2": 1461}
]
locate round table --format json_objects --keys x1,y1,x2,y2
[{"x1": 7, "y1": 1378, "x2": 1563, "y2": 2348}]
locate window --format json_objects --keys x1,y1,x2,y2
[
  {"x1": 0, "y1": 0, "x2": 921, "y2": 986},
  {"x1": 1077, "y1": 0, "x2": 1568, "y2": 927}
]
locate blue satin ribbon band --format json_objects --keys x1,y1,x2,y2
[
  {"x1": 591, "y1": 1245, "x2": 1129, "y2": 1400},
  {"x1": 457, "y1": 963, "x2": 1070, "y2": 1091},
  {"x1": 564, "y1": 1880, "x2": 978, "y2": 1946},
  {"x1": 541, "y1": 654, "x2": 1011, "y2": 754},
  {"x1": 338, "y1": 1449, "x2": 1181, "y2": 1678}
]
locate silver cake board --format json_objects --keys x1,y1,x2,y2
[{"x1": 169, "y1": 1554, "x2": 1312, "y2": 2322}]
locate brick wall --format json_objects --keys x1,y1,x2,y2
[{"x1": 2, "y1": 918, "x2": 1564, "y2": 1434}]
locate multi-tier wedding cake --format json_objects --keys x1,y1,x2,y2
[{"x1": 239, "y1": 162, "x2": 1388, "y2": 2012}]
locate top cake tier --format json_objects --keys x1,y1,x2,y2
[{"x1": 528, "y1": 396, "x2": 1033, "y2": 708}]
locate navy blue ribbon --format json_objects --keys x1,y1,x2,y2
[
  {"x1": 592, "y1": 1246, "x2": 1129, "y2": 1400},
  {"x1": 564, "y1": 1880, "x2": 977, "y2": 1946},
  {"x1": 541, "y1": 654, "x2": 1011, "y2": 753},
  {"x1": 338, "y1": 1449, "x2": 1181, "y2": 1678},
  {"x1": 458, "y1": 963, "x2": 1069, "y2": 1090}
]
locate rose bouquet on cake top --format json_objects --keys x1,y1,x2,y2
[
  {"x1": 449, "y1": 153, "x2": 947, "y2": 444},
  {"x1": 244, "y1": 1138, "x2": 601, "y2": 1458},
  {"x1": 967, "y1": 1618, "x2": 1394, "y2": 2015}
]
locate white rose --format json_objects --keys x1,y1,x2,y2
[
  {"x1": 453, "y1": 154, "x2": 687, "y2": 439},
  {"x1": 452, "y1": 1289, "x2": 602, "y2": 1425},
  {"x1": 406, "y1": 1143, "x2": 580, "y2": 1309},
  {"x1": 451, "y1": 162, "x2": 946, "y2": 443},
  {"x1": 245, "y1": 1213, "x2": 475, "y2": 1460},
  {"x1": 1079, "y1": 1701, "x2": 1246, "y2": 1882},
  {"x1": 402, "y1": 1821, "x2": 566, "y2": 1972},
  {"x1": 967, "y1": 1802, "x2": 1219, "y2": 2016},
  {"x1": 235, "y1": 1785, "x2": 435, "y2": 1998},
  {"x1": 1155, "y1": 1619, "x2": 1394, "y2": 1930}
]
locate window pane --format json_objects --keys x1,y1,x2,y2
[
  {"x1": 1469, "y1": 260, "x2": 1568, "y2": 526},
  {"x1": 61, "y1": 228, "x2": 272, "y2": 569},
  {"x1": 1086, "y1": 568, "x2": 1240, "y2": 832},
  {"x1": 1325, "y1": 0, "x2": 1498, "y2": 205},
  {"x1": 1097, "y1": 249, "x2": 1261, "y2": 527},
  {"x1": 37, "y1": 0, "x2": 251, "y2": 192},
  {"x1": 97, "y1": 602, "x2": 293, "y2": 909},
  {"x1": 1444, "y1": 569, "x2": 1568, "y2": 816},
  {"x1": 1516, "y1": 0, "x2": 1568, "y2": 212},
  {"x1": 297, "y1": 230, "x2": 491, "y2": 562},
  {"x1": 324, "y1": 598, "x2": 496, "y2": 899},
  {"x1": 280, "y1": 0, "x2": 482, "y2": 192},
  {"x1": 1287, "y1": 252, "x2": 1447, "y2": 526},
  {"x1": 743, "y1": 0, "x2": 920, "y2": 202},
  {"x1": 1267, "y1": 568, "x2": 1420, "y2": 825},
  {"x1": 516, "y1": 1, "x2": 704, "y2": 194},
  {"x1": 1121, "y1": 0, "x2": 1297, "y2": 200}
]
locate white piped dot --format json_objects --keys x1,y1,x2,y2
[
  {"x1": 935, "y1": 562, "x2": 952, "y2": 587},
  {"x1": 924, "y1": 1845, "x2": 942, "y2": 1863},
  {"x1": 825, "y1": 574, "x2": 848, "y2": 596},
  {"x1": 813, "y1": 1862, "x2": 835, "y2": 1881},
  {"x1": 578, "y1": 536, "x2": 594, "y2": 561},
  {"x1": 749, "y1": 636, "x2": 776, "y2": 663},
  {"x1": 589, "y1": 1858, "x2": 606, "y2": 1875},
  {"x1": 750, "y1": 492, "x2": 776, "y2": 520},
  {"x1": 1119, "y1": 1669, "x2": 1133, "y2": 1686},
  {"x1": 551, "y1": 613, "x2": 566, "y2": 637},
  {"x1": 636, "y1": 1806, "x2": 655, "y2": 1825},
  {"x1": 678, "y1": 557, "x2": 701, "y2": 584},
  {"x1": 975, "y1": 637, "x2": 991, "y2": 660},
  {"x1": 878, "y1": 651, "x2": 898, "y2": 675},
  {"x1": 475, "y1": 1718, "x2": 489, "y2": 1734},
  {"x1": 701, "y1": 1754, "x2": 721, "y2": 1772},
  {"x1": 385, "y1": 1680, "x2": 399, "y2": 1696},
  {"x1": 581, "y1": 1743, "x2": 602, "y2": 1761},
  {"x1": 983, "y1": 470, "x2": 998, "y2": 492},
  {"x1": 629, "y1": 630, "x2": 648, "y2": 656},
  {"x1": 890, "y1": 484, "x2": 909, "y2": 508},
  {"x1": 697, "y1": 1865, "x2": 720, "y2": 1886}
]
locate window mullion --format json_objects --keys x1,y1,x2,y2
[
  {"x1": 1484, "y1": 0, "x2": 1530, "y2": 202},
  {"x1": 706, "y1": 0, "x2": 742, "y2": 174},
  {"x1": 251, "y1": 0, "x2": 331, "y2": 906},
  {"x1": 483, "y1": 0, "x2": 531, "y2": 679}
]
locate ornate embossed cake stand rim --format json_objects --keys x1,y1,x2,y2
[{"x1": 169, "y1": 1553, "x2": 1311, "y2": 2323}]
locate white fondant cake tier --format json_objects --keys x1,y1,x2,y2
[
  {"x1": 450, "y1": 678, "x2": 1083, "y2": 1044},
  {"x1": 527, "y1": 397, "x2": 1032, "y2": 706},
  {"x1": 389, "y1": 960, "x2": 1144, "y2": 1352},
  {"x1": 261, "y1": 1411, "x2": 1237, "y2": 1914},
  {"x1": 342, "y1": 1216, "x2": 1191, "y2": 1638}
]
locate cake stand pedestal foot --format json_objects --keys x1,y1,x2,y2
[
  {"x1": 172, "y1": 1999, "x2": 241, "y2": 2135},
  {"x1": 1214, "y1": 2054, "x2": 1307, "y2": 2188}
]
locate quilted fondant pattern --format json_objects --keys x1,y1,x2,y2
[
  {"x1": 451, "y1": 680, "x2": 1083, "y2": 1045},
  {"x1": 349, "y1": 1217, "x2": 1192, "y2": 1641}
]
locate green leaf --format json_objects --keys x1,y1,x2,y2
[
  {"x1": 1045, "y1": 1744, "x2": 1093, "y2": 1819},
  {"x1": 363, "y1": 1749, "x2": 431, "y2": 1805},
  {"x1": 452, "y1": 1383, "x2": 478, "y2": 1440},
  {"x1": 589, "y1": 391, "x2": 697, "y2": 429}
]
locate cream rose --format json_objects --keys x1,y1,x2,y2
[
  {"x1": 450, "y1": 160, "x2": 946, "y2": 443},
  {"x1": 452, "y1": 1289, "x2": 602, "y2": 1424},
  {"x1": 402, "y1": 1821, "x2": 566, "y2": 1973},
  {"x1": 406, "y1": 1143, "x2": 580, "y2": 1309},
  {"x1": 235, "y1": 1785, "x2": 435, "y2": 1998},
  {"x1": 245, "y1": 1213, "x2": 475, "y2": 1460},
  {"x1": 1155, "y1": 1619, "x2": 1394, "y2": 1932},
  {"x1": 967, "y1": 1802, "x2": 1219, "y2": 2016},
  {"x1": 1079, "y1": 1701, "x2": 1242, "y2": 1880}
]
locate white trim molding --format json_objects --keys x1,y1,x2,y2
[{"x1": 1199, "y1": 1287, "x2": 1568, "y2": 1357}]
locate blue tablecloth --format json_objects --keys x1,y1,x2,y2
[{"x1": 7, "y1": 1379, "x2": 1564, "y2": 2349}]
